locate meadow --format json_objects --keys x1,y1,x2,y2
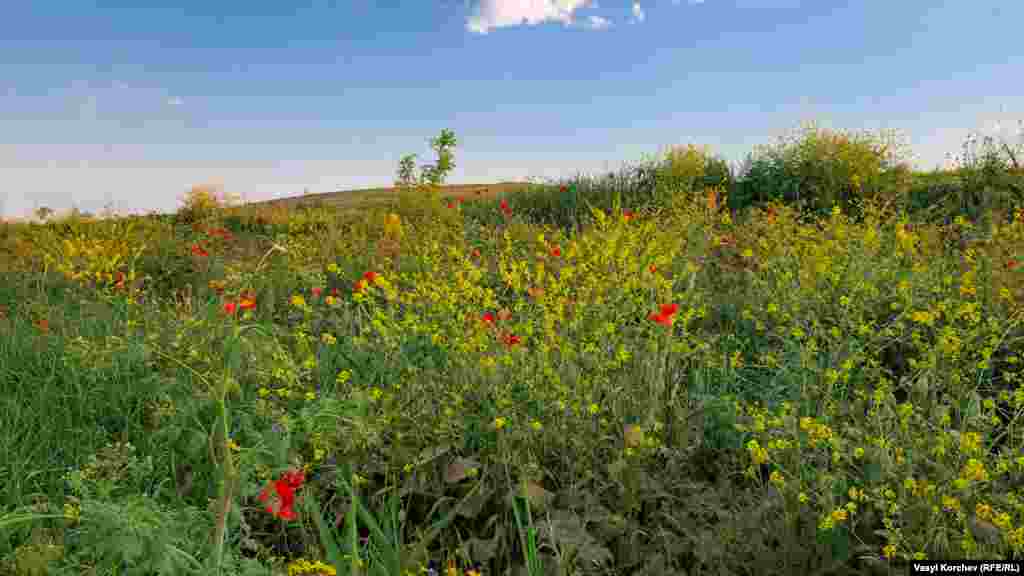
[{"x1": 1, "y1": 122, "x2": 1024, "y2": 575}]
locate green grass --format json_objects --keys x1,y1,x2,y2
[{"x1": 2, "y1": 124, "x2": 1024, "y2": 575}]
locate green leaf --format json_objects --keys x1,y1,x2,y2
[
  {"x1": 826, "y1": 525, "x2": 851, "y2": 564},
  {"x1": 864, "y1": 459, "x2": 882, "y2": 484},
  {"x1": 305, "y1": 494, "x2": 344, "y2": 571}
]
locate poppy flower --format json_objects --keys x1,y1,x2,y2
[
  {"x1": 354, "y1": 271, "x2": 379, "y2": 293},
  {"x1": 311, "y1": 287, "x2": 322, "y2": 298},
  {"x1": 549, "y1": 245, "x2": 561, "y2": 258},
  {"x1": 481, "y1": 312, "x2": 495, "y2": 325},
  {"x1": 191, "y1": 243, "x2": 209, "y2": 257},
  {"x1": 560, "y1": 185, "x2": 568, "y2": 193},
  {"x1": 258, "y1": 469, "x2": 305, "y2": 521},
  {"x1": 623, "y1": 210, "x2": 634, "y2": 222},
  {"x1": 1008, "y1": 259, "x2": 1018, "y2": 271},
  {"x1": 648, "y1": 303, "x2": 679, "y2": 326},
  {"x1": 207, "y1": 227, "x2": 233, "y2": 241},
  {"x1": 500, "y1": 200, "x2": 512, "y2": 217},
  {"x1": 223, "y1": 301, "x2": 238, "y2": 315},
  {"x1": 239, "y1": 292, "x2": 257, "y2": 310},
  {"x1": 502, "y1": 332, "x2": 521, "y2": 347},
  {"x1": 706, "y1": 189, "x2": 718, "y2": 212}
]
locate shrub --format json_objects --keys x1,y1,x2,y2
[
  {"x1": 655, "y1": 144, "x2": 733, "y2": 202},
  {"x1": 734, "y1": 121, "x2": 912, "y2": 222},
  {"x1": 175, "y1": 183, "x2": 240, "y2": 225}
]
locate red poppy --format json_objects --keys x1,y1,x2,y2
[
  {"x1": 559, "y1": 185, "x2": 568, "y2": 193},
  {"x1": 447, "y1": 202, "x2": 455, "y2": 209},
  {"x1": 239, "y1": 292, "x2": 257, "y2": 310},
  {"x1": 549, "y1": 245, "x2": 561, "y2": 258},
  {"x1": 649, "y1": 265, "x2": 657, "y2": 274},
  {"x1": 648, "y1": 303, "x2": 679, "y2": 326},
  {"x1": 205, "y1": 227, "x2": 233, "y2": 241},
  {"x1": 481, "y1": 312, "x2": 495, "y2": 325},
  {"x1": 471, "y1": 249, "x2": 481, "y2": 259},
  {"x1": 223, "y1": 301, "x2": 238, "y2": 315},
  {"x1": 35, "y1": 319, "x2": 50, "y2": 333},
  {"x1": 258, "y1": 469, "x2": 305, "y2": 521},
  {"x1": 502, "y1": 332, "x2": 521, "y2": 347},
  {"x1": 622, "y1": 210, "x2": 634, "y2": 222},
  {"x1": 500, "y1": 200, "x2": 512, "y2": 217},
  {"x1": 311, "y1": 287, "x2": 322, "y2": 298},
  {"x1": 354, "y1": 271, "x2": 378, "y2": 293},
  {"x1": 1008, "y1": 259, "x2": 1019, "y2": 271},
  {"x1": 191, "y1": 243, "x2": 209, "y2": 257}
]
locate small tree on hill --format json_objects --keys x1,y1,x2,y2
[
  {"x1": 34, "y1": 206, "x2": 54, "y2": 222},
  {"x1": 394, "y1": 129, "x2": 458, "y2": 193}
]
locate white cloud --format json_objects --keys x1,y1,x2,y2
[
  {"x1": 466, "y1": 0, "x2": 593, "y2": 34},
  {"x1": 630, "y1": 2, "x2": 645, "y2": 23},
  {"x1": 583, "y1": 14, "x2": 612, "y2": 29}
]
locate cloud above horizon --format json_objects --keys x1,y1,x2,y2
[
  {"x1": 466, "y1": 0, "x2": 593, "y2": 34},
  {"x1": 465, "y1": 0, "x2": 710, "y2": 33},
  {"x1": 632, "y1": 2, "x2": 646, "y2": 23},
  {"x1": 582, "y1": 14, "x2": 613, "y2": 30}
]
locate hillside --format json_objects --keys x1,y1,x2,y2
[{"x1": 240, "y1": 181, "x2": 533, "y2": 213}]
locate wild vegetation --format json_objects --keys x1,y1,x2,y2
[{"x1": 1, "y1": 120, "x2": 1024, "y2": 575}]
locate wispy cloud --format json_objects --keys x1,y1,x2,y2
[
  {"x1": 630, "y1": 2, "x2": 645, "y2": 23},
  {"x1": 466, "y1": 0, "x2": 593, "y2": 34},
  {"x1": 582, "y1": 14, "x2": 612, "y2": 30}
]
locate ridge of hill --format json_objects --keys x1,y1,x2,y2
[{"x1": 241, "y1": 181, "x2": 533, "y2": 213}]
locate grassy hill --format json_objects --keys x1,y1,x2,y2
[{"x1": 241, "y1": 182, "x2": 533, "y2": 213}]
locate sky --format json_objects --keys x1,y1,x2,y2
[{"x1": 1, "y1": 0, "x2": 1021, "y2": 220}]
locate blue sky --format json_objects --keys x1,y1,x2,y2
[{"x1": 1, "y1": 0, "x2": 1021, "y2": 219}]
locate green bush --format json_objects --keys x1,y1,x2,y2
[{"x1": 734, "y1": 122, "x2": 912, "y2": 222}]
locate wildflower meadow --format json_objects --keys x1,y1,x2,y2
[{"x1": 2, "y1": 122, "x2": 1024, "y2": 575}]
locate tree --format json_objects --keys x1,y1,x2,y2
[
  {"x1": 396, "y1": 154, "x2": 419, "y2": 188},
  {"x1": 394, "y1": 129, "x2": 459, "y2": 190},
  {"x1": 34, "y1": 206, "x2": 54, "y2": 221}
]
